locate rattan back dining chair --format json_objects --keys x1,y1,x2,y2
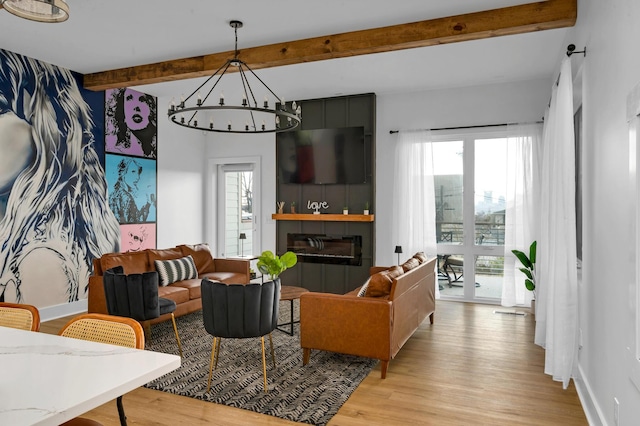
[
  {"x1": 0, "y1": 301, "x2": 40, "y2": 331},
  {"x1": 59, "y1": 313, "x2": 145, "y2": 426}
]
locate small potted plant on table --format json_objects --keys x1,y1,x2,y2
[{"x1": 257, "y1": 250, "x2": 298, "y2": 283}]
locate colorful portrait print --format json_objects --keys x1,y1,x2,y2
[
  {"x1": 0, "y1": 49, "x2": 120, "y2": 307},
  {"x1": 106, "y1": 88, "x2": 158, "y2": 159},
  {"x1": 105, "y1": 154, "x2": 157, "y2": 224},
  {"x1": 120, "y1": 223, "x2": 156, "y2": 252}
]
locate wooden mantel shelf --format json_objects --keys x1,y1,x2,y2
[{"x1": 272, "y1": 213, "x2": 374, "y2": 222}]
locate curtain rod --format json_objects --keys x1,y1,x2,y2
[{"x1": 389, "y1": 121, "x2": 543, "y2": 134}]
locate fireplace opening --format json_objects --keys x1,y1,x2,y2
[{"x1": 287, "y1": 233, "x2": 362, "y2": 266}]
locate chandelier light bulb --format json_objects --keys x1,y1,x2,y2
[
  {"x1": 219, "y1": 92, "x2": 225, "y2": 106},
  {"x1": 197, "y1": 91, "x2": 202, "y2": 106},
  {"x1": 228, "y1": 120, "x2": 232, "y2": 131},
  {"x1": 264, "y1": 96, "x2": 269, "y2": 109}
]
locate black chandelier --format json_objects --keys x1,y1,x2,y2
[{"x1": 168, "y1": 20, "x2": 301, "y2": 134}]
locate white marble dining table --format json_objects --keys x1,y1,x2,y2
[{"x1": 0, "y1": 325, "x2": 181, "y2": 425}]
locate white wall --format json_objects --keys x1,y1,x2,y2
[
  {"x1": 156, "y1": 100, "x2": 207, "y2": 248},
  {"x1": 568, "y1": 1, "x2": 640, "y2": 424},
  {"x1": 374, "y1": 79, "x2": 550, "y2": 266}
]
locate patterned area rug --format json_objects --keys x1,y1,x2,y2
[{"x1": 144, "y1": 304, "x2": 377, "y2": 425}]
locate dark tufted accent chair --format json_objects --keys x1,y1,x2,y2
[
  {"x1": 201, "y1": 277, "x2": 281, "y2": 392},
  {"x1": 103, "y1": 266, "x2": 182, "y2": 358}
]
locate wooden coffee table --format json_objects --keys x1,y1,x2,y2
[{"x1": 278, "y1": 285, "x2": 309, "y2": 335}]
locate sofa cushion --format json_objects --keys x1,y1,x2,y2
[
  {"x1": 401, "y1": 258, "x2": 420, "y2": 272},
  {"x1": 158, "y1": 285, "x2": 190, "y2": 305},
  {"x1": 365, "y1": 271, "x2": 393, "y2": 297},
  {"x1": 154, "y1": 255, "x2": 198, "y2": 286},
  {"x1": 148, "y1": 247, "x2": 184, "y2": 270},
  {"x1": 414, "y1": 252, "x2": 428, "y2": 263},
  {"x1": 170, "y1": 278, "x2": 202, "y2": 300},
  {"x1": 178, "y1": 243, "x2": 216, "y2": 274},
  {"x1": 101, "y1": 251, "x2": 149, "y2": 274},
  {"x1": 386, "y1": 265, "x2": 404, "y2": 279}
]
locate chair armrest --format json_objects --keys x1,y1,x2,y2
[
  {"x1": 300, "y1": 292, "x2": 392, "y2": 361},
  {"x1": 87, "y1": 275, "x2": 108, "y2": 314}
]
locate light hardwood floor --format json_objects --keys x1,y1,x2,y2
[{"x1": 41, "y1": 301, "x2": 588, "y2": 425}]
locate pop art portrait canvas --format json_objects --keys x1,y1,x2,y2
[
  {"x1": 105, "y1": 154, "x2": 157, "y2": 224},
  {"x1": 105, "y1": 87, "x2": 157, "y2": 159},
  {"x1": 120, "y1": 223, "x2": 156, "y2": 253}
]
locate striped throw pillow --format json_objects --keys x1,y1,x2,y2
[
  {"x1": 357, "y1": 277, "x2": 371, "y2": 297},
  {"x1": 154, "y1": 255, "x2": 198, "y2": 286}
]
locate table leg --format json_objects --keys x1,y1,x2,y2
[
  {"x1": 277, "y1": 299, "x2": 297, "y2": 336},
  {"x1": 289, "y1": 299, "x2": 294, "y2": 335}
]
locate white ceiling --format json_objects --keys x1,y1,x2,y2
[{"x1": 0, "y1": 0, "x2": 569, "y2": 101}]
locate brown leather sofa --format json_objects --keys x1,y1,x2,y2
[
  {"x1": 300, "y1": 254, "x2": 436, "y2": 378},
  {"x1": 88, "y1": 243, "x2": 250, "y2": 325}
]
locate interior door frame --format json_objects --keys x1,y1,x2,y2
[{"x1": 206, "y1": 156, "x2": 261, "y2": 258}]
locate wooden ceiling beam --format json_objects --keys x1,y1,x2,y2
[{"x1": 83, "y1": 0, "x2": 576, "y2": 91}]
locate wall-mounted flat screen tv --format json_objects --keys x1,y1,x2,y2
[{"x1": 277, "y1": 126, "x2": 366, "y2": 184}]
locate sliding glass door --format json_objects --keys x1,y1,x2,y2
[{"x1": 434, "y1": 130, "x2": 508, "y2": 302}]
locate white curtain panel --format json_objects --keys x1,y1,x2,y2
[
  {"x1": 502, "y1": 123, "x2": 543, "y2": 307},
  {"x1": 392, "y1": 130, "x2": 437, "y2": 270},
  {"x1": 535, "y1": 57, "x2": 579, "y2": 389}
]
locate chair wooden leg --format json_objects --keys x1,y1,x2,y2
[
  {"x1": 207, "y1": 337, "x2": 217, "y2": 393},
  {"x1": 268, "y1": 333, "x2": 276, "y2": 368},
  {"x1": 116, "y1": 395, "x2": 127, "y2": 426},
  {"x1": 142, "y1": 321, "x2": 151, "y2": 341},
  {"x1": 214, "y1": 337, "x2": 221, "y2": 369},
  {"x1": 170, "y1": 313, "x2": 183, "y2": 358},
  {"x1": 302, "y1": 348, "x2": 311, "y2": 365},
  {"x1": 380, "y1": 360, "x2": 388, "y2": 379},
  {"x1": 261, "y1": 336, "x2": 268, "y2": 392}
]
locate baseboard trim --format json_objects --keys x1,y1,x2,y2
[
  {"x1": 575, "y1": 363, "x2": 606, "y2": 426},
  {"x1": 39, "y1": 299, "x2": 87, "y2": 322}
]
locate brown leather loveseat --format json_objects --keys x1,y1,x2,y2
[
  {"x1": 300, "y1": 253, "x2": 436, "y2": 378},
  {"x1": 88, "y1": 243, "x2": 250, "y2": 325}
]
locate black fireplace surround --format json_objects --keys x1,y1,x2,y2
[{"x1": 287, "y1": 233, "x2": 362, "y2": 266}]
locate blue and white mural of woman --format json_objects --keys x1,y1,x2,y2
[{"x1": 0, "y1": 49, "x2": 120, "y2": 307}]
